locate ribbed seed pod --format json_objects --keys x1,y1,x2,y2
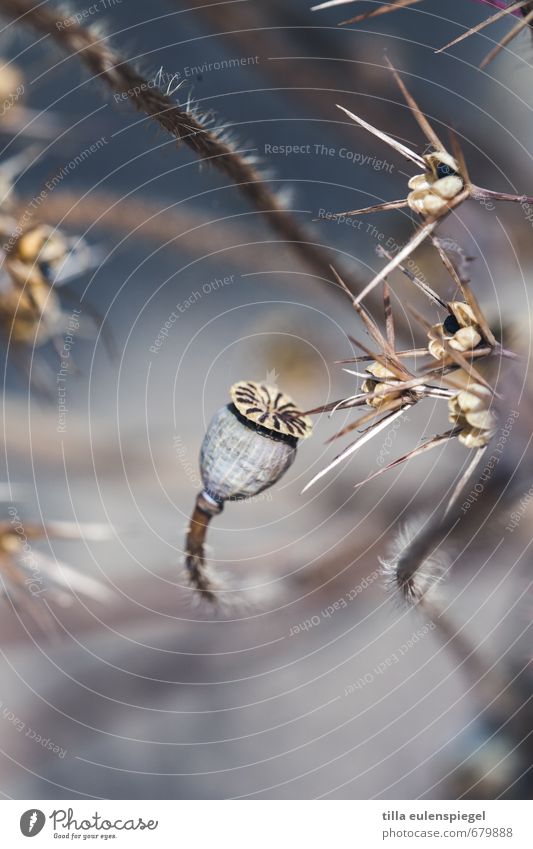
[
  {"x1": 200, "y1": 404, "x2": 297, "y2": 502},
  {"x1": 185, "y1": 381, "x2": 312, "y2": 602}
]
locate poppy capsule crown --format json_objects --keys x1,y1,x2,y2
[
  {"x1": 199, "y1": 380, "x2": 312, "y2": 508},
  {"x1": 185, "y1": 381, "x2": 312, "y2": 602}
]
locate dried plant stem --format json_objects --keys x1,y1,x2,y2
[
  {"x1": 391, "y1": 511, "x2": 455, "y2": 602},
  {"x1": 15, "y1": 191, "x2": 277, "y2": 262},
  {"x1": 386, "y1": 442, "x2": 495, "y2": 600},
  {"x1": 185, "y1": 494, "x2": 221, "y2": 603},
  {"x1": 421, "y1": 596, "x2": 526, "y2": 720},
  {"x1": 0, "y1": 0, "x2": 353, "y2": 289}
]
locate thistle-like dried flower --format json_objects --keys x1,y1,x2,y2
[
  {"x1": 361, "y1": 359, "x2": 426, "y2": 410},
  {"x1": 0, "y1": 274, "x2": 64, "y2": 346},
  {"x1": 0, "y1": 218, "x2": 110, "y2": 382},
  {"x1": 0, "y1": 59, "x2": 23, "y2": 102},
  {"x1": 448, "y1": 384, "x2": 498, "y2": 448},
  {"x1": 185, "y1": 381, "x2": 312, "y2": 603},
  {"x1": 0, "y1": 517, "x2": 114, "y2": 632},
  {"x1": 407, "y1": 152, "x2": 464, "y2": 218},
  {"x1": 6, "y1": 224, "x2": 71, "y2": 288},
  {"x1": 302, "y1": 273, "x2": 458, "y2": 492},
  {"x1": 333, "y1": 58, "x2": 533, "y2": 304},
  {"x1": 428, "y1": 302, "x2": 483, "y2": 360},
  {"x1": 302, "y1": 254, "x2": 507, "y2": 499},
  {"x1": 361, "y1": 361, "x2": 405, "y2": 408}
]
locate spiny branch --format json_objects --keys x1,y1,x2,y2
[{"x1": 0, "y1": 0, "x2": 355, "y2": 289}]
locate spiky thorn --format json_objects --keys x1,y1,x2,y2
[
  {"x1": 353, "y1": 429, "x2": 459, "y2": 490},
  {"x1": 301, "y1": 405, "x2": 408, "y2": 493},
  {"x1": 311, "y1": 0, "x2": 423, "y2": 26},
  {"x1": 302, "y1": 271, "x2": 453, "y2": 491},
  {"x1": 335, "y1": 58, "x2": 533, "y2": 305},
  {"x1": 437, "y1": 1, "x2": 530, "y2": 53},
  {"x1": 480, "y1": 6, "x2": 533, "y2": 67},
  {"x1": 313, "y1": 0, "x2": 533, "y2": 68},
  {"x1": 375, "y1": 245, "x2": 448, "y2": 308},
  {"x1": 436, "y1": 1, "x2": 533, "y2": 68}
]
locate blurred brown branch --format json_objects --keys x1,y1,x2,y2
[{"x1": 0, "y1": 0, "x2": 363, "y2": 292}]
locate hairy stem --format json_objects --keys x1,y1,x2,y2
[
  {"x1": 0, "y1": 0, "x2": 355, "y2": 290},
  {"x1": 185, "y1": 494, "x2": 221, "y2": 603}
]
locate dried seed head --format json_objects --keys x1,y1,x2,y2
[
  {"x1": 407, "y1": 151, "x2": 464, "y2": 217},
  {"x1": 0, "y1": 531, "x2": 19, "y2": 554},
  {"x1": 448, "y1": 384, "x2": 497, "y2": 448},
  {"x1": 7, "y1": 225, "x2": 70, "y2": 288},
  {"x1": 0, "y1": 519, "x2": 113, "y2": 632},
  {"x1": 449, "y1": 301, "x2": 478, "y2": 327},
  {"x1": 428, "y1": 302, "x2": 483, "y2": 359},
  {"x1": 0, "y1": 280, "x2": 63, "y2": 345},
  {"x1": 201, "y1": 382, "x2": 311, "y2": 504},
  {"x1": 230, "y1": 380, "x2": 313, "y2": 439},
  {"x1": 0, "y1": 61, "x2": 24, "y2": 102},
  {"x1": 186, "y1": 380, "x2": 311, "y2": 603},
  {"x1": 362, "y1": 362, "x2": 403, "y2": 408},
  {"x1": 13, "y1": 224, "x2": 68, "y2": 268},
  {"x1": 425, "y1": 150, "x2": 460, "y2": 178}
]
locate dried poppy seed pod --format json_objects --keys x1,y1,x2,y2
[{"x1": 185, "y1": 381, "x2": 312, "y2": 602}]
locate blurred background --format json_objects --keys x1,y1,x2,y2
[{"x1": 0, "y1": 0, "x2": 531, "y2": 799}]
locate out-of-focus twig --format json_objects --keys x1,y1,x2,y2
[{"x1": 0, "y1": 0, "x2": 361, "y2": 291}]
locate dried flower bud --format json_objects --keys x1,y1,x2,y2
[
  {"x1": 7, "y1": 225, "x2": 69, "y2": 287},
  {"x1": 0, "y1": 226, "x2": 72, "y2": 346},
  {"x1": 448, "y1": 302, "x2": 477, "y2": 328},
  {"x1": 362, "y1": 361, "x2": 403, "y2": 408},
  {"x1": 0, "y1": 282, "x2": 63, "y2": 345},
  {"x1": 0, "y1": 61, "x2": 24, "y2": 102},
  {"x1": 185, "y1": 381, "x2": 312, "y2": 602},
  {"x1": 428, "y1": 302, "x2": 482, "y2": 360},
  {"x1": 448, "y1": 384, "x2": 497, "y2": 448},
  {"x1": 0, "y1": 518, "x2": 113, "y2": 632},
  {"x1": 407, "y1": 151, "x2": 464, "y2": 218}
]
